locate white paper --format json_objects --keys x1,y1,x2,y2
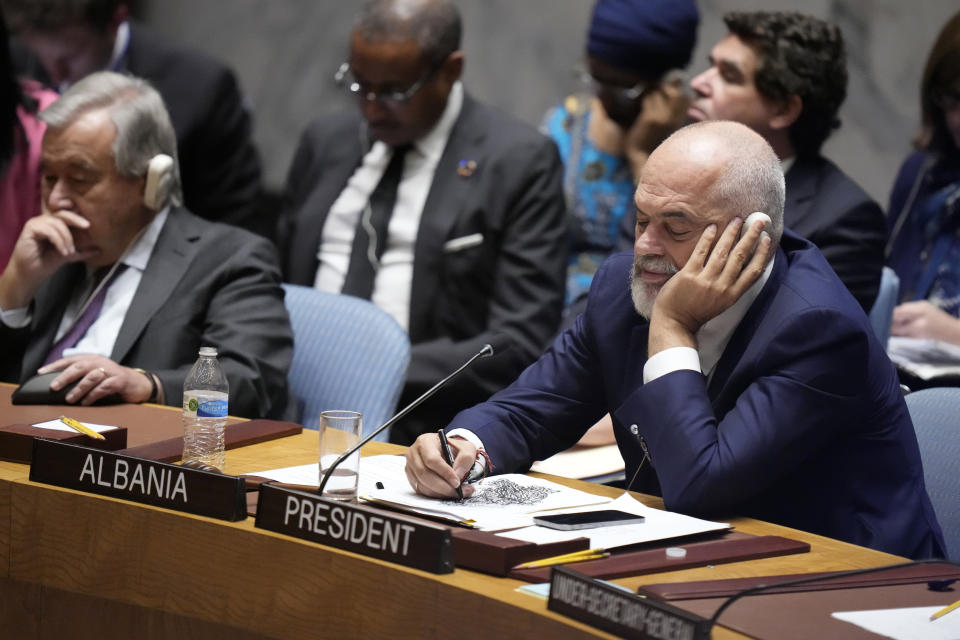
[
  {"x1": 531, "y1": 444, "x2": 625, "y2": 481},
  {"x1": 832, "y1": 606, "x2": 960, "y2": 640},
  {"x1": 365, "y1": 472, "x2": 612, "y2": 530},
  {"x1": 888, "y1": 337, "x2": 960, "y2": 379},
  {"x1": 252, "y1": 458, "x2": 612, "y2": 530},
  {"x1": 888, "y1": 337, "x2": 960, "y2": 363},
  {"x1": 32, "y1": 419, "x2": 117, "y2": 433},
  {"x1": 248, "y1": 454, "x2": 408, "y2": 496},
  {"x1": 496, "y1": 493, "x2": 729, "y2": 549}
]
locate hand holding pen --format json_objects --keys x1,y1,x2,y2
[
  {"x1": 437, "y1": 429, "x2": 464, "y2": 502},
  {"x1": 404, "y1": 429, "x2": 477, "y2": 498}
]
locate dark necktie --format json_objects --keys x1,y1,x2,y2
[
  {"x1": 43, "y1": 265, "x2": 125, "y2": 366},
  {"x1": 341, "y1": 145, "x2": 411, "y2": 299}
]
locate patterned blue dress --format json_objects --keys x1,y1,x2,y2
[{"x1": 543, "y1": 95, "x2": 637, "y2": 307}]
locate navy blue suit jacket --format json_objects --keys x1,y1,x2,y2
[{"x1": 450, "y1": 231, "x2": 944, "y2": 559}]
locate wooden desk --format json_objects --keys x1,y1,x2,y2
[
  {"x1": 0, "y1": 397, "x2": 903, "y2": 639},
  {"x1": 0, "y1": 383, "x2": 242, "y2": 449}
]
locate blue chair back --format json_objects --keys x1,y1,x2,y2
[
  {"x1": 904, "y1": 387, "x2": 960, "y2": 561},
  {"x1": 868, "y1": 267, "x2": 900, "y2": 347},
  {"x1": 282, "y1": 284, "x2": 410, "y2": 441}
]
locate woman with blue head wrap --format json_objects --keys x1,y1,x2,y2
[{"x1": 542, "y1": 0, "x2": 699, "y2": 317}]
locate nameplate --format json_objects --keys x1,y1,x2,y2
[
  {"x1": 29, "y1": 438, "x2": 247, "y2": 521},
  {"x1": 255, "y1": 483, "x2": 454, "y2": 574},
  {"x1": 548, "y1": 567, "x2": 710, "y2": 640}
]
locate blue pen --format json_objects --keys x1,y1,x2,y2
[{"x1": 437, "y1": 429, "x2": 464, "y2": 502}]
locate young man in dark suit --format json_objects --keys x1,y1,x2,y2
[
  {"x1": 3, "y1": 0, "x2": 264, "y2": 236},
  {"x1": 616, "y1": 11, "x2": 885, "y2": 311},
  {"x1": 685, "y1": 11, "x2": 885, "y2": 311},
  {"x1": 0, "y1": 72, "x2": 292, "y2": 419},
  {"x1": 407, "y1": 121, "x2": 944, "y2": 560},
  {"x1": 281, "y1": 0, "x2": 567, "y2": 444}
]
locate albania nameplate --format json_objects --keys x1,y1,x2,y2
[{"x1": 29, "y1": 438, "x2": 247, "y2": 521}]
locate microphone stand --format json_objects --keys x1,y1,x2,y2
[
  {"x1": 317, "y1": 343, "x2": 495, "y2": 496},
  {"x1": 708, "y1": 558, "x2": 960, "y2": 630}
]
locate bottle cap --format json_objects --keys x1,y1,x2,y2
[
  {"x1": 199, "y1": 346, "x2": 218, "y2": 357},
  {"x1": 665, "y1": 547, "x2": 687, "y2": 558}
]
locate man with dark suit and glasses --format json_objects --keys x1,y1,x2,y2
[
  {"x1": 0, "y1": 72, "x2": 292, "y2": 419},
  {"x1": 280, "y1": 0, "x2": 567, "y2": 445}
]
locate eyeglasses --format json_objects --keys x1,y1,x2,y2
[
  {"x1": 934, "y1": 88, "x2": 960, "y2": 112},
  {"x1": 334, "y1": 62, "x2": 438, "y2": 107},
  {"x1": 577, "y1": 70, "x2": 650, "y2": 102}
]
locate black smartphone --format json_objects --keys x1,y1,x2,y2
[{"x1": 533, "y1": 510, "x2": 645, "y2": 531}]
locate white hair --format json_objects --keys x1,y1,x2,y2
[{"x1": 39, "y1": 71, "x2": 183, "y2": 208}]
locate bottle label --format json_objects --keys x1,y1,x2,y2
[
  {"x1": 183, "y1": 391, "x2": 228, "y2": 418},
  {"x1": 197, "y1": 399, "x2": 228, "y2": 418}
]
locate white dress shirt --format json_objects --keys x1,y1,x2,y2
[
  {"x1": 314, "y1": 82, "x2": 464, "y2": 330},
  {"x1": 0, "y1": 208, "x2": 168, "y2": 361}
]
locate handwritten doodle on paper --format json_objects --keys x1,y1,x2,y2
[{"x1": 443, "y1": 477, "x2": 559, "y2": 507}]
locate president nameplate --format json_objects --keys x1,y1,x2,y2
[
  {"x1": 548, "y1": 567, "x2": 710, "y2": 640},
  {"x1": 29, "y1": 438, "x2": 247, "y2": 521},
  {"x1": 255, "y1": 483, "x2": 454, "y2": 574}
]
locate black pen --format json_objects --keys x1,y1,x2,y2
[{"x1": 437, "y1": 428, "x2": 464, "y2": 502}]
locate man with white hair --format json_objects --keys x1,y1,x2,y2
[
  {"x1": 0, "y1": 71, "x2": 292, "y2": 419},
  {"x1": 406, "y1": 121, "x2": 945, "y2": 559}
]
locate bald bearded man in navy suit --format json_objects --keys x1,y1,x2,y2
[{"x1": 406, "y1": 121, "x2": 945, "y2": 560}]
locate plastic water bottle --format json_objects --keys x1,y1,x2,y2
[{"x1": 182, "y1": 346, "x2": 229, "y2": 471}]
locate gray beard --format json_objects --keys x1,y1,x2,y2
[{"x1": 629, "y1": 255, "x2": 678, "y2": 319}]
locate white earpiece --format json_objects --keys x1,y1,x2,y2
[
  {"x1": 143, "y1": 154, "x2": 174, "y2": 211},
  {"x1": 741, "y1": 211, "x2": 771, "y2": 238}
]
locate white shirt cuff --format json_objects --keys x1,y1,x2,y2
[
  {"x1": 643, "y1": 346, "x2": 702, "y2": 383},
  {"x1": 0, "y1": 305, "x2": 31, "y2": 329},
  {"x1": 447, "y1": 428, "x2": 487, "y2": 474}
]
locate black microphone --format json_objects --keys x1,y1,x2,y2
[{"x1": 317, "y1": 335, "x2": 511, "y2": 496}]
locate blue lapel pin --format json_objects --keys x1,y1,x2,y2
[{"x1": 457, "y1": 159, "x2": 477, "y2": 178}]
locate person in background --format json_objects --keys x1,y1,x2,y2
[
  {"x1": 406, "y1": 121, "x2": 944, "y2": 560},
  {"x1": 544, "y1": 0, "x2": 697, "y2": 325},
  {"x1": 0, "y1": 72, "x2": 292, "y2": 419},
  {"x1": 281, "y1": 0, "x2": 567, "y2": 445},
  {"x1": 2, "y1": 0, "x2": 266, "y2": 237},
  {"x1": 887, "y1": 10, "x2": 960, "y2": 347},
  {"x1": 640, "y1": 10, "x2": 886, "y2": 312},
  {"x1": 0, "y1": 7, "x2": 57, "y2": 270}
]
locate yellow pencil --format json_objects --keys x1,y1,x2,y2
[
  {"x1": 516, "y1": 548, "x2": 609, "y2": 569},
  {"x1": 930, "y1": 598, "x2": 960, "y2": 621},
  {"x1": 59, "y1": 416, "x2": 106, "y2": 441}
]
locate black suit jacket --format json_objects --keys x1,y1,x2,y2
[
  {"x1": 782, "y1": 155, "x2": 885, "y2": 310},
  {"x1": 0, "y1": 207, "x2": 293, "y2": 419},
  {"x1": 281, "y1": 94, "x2": 568, "y2": 443},
  {"x1": 11, "y1": 22, "x2": 264, "y2": 236},
  {"x1": 123, "y1": 23, "x2": 263, "y2": 236}
]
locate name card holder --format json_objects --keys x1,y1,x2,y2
[
  {"x1": 29, "y1": 438, "x2": 247, "y2": 521},
  {"x1": 255, "y1": 483, "x2": 454, "y2": 574},
  {"x1": 0, "y1": 422, "x2": 127, "y2": 463},
  {"x1": 548, "y1": 567, "x2": 711, "y2": 640}
]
